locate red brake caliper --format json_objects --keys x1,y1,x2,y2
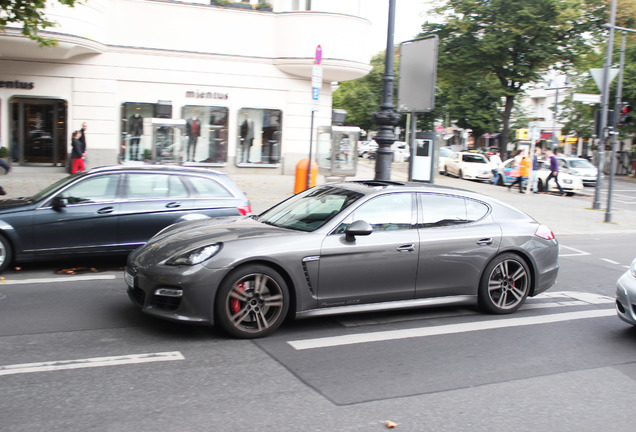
[{"x1": 231, "y1": 283, "x2": 245, "y2": 314}]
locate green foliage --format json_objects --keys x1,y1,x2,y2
[
  {"x1": 333, "y1": 52, "x2": 395, "y2": 131},
  {"x1": 419, "y1": 0, "x2": 606, "y2": 150},
  {"x1": 0, "y1": 147, "x2": 9, "y2": 158},
  {"x1": 0, "y1": 0, "x2": 78, "y2": 46}
]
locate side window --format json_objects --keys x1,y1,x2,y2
[
  {"x1": 420, "y1": 194, "x2": 488, "y2": 227},
  {"x1": 126, "y1": 174, "x2": 189, "y2": 199},
  {"x1": 559, "y1": 160, "x2": 568, "y2": 169},
  {"x1": 58, "y1": 175, "x2": 120, "y2": 205},
  {"x1": 336, "y1": 193, "x2": 414, "y2": 233},
  {"x1": 186, "y1": 176, "x2": 233, "y2": 197}
]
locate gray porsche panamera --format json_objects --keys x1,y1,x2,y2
[{"x1": 125, "y1": 180, "x2": 559, "y2": 339}]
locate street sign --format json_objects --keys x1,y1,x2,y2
[
  {"x1": 573, "y1": 93, "x2": 602, "y2": 104},
  {"x1": 312, "y1": 64, "x2": 322, "y2": 112},
  {"x1": 589, "y1": 68, "x2": 619, "y2": 91},
  {"x1": 315, "y1": 45, "x2": 322, "y2": 65},
  {"x1": 397, "y1": 35, "x2": 438, "y2": 113}
]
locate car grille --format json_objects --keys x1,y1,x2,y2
[
  {"x1": 152, "y1": 294, "x2": 181, "y2": 311},
  {"x1": 128, "y1": 286, "x2": 145, "y2": 306}
]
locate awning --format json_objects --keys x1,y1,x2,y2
[{"x1": 540, "y1": 132, "x2": 553, "y2": 139}]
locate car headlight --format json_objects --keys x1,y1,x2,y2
[
  {"x1": 630, "y1": 258, "x2": 636, "y2": 278},
  {"x1": 165, "y1": 244, "x2": 221, "y2": 266}
]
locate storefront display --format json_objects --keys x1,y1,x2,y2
[
  {"x1": 121, "y1": 103, "x2": 155, "y2": 162},
  {"x1": 182, "y1": 106, "x2": 228, "y2": 164},
  {"x1": 236, "y1": 108, "x2": 282, "y2": 166}
]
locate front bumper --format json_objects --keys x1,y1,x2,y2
[
  {"x1": 616, "y1": 271, "x2": 636, "y2": 326},
  {"x1": 125, "y1": 263, "x2": 226, "y2": 326}
]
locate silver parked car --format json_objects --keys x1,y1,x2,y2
[
  {"x1": 126, "y1": 181, "x2": 559, "y2": 338},
  {"x1": 616, "y1": 258, "x2": 636, "y2": 326}
]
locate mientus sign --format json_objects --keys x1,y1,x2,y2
[
  {"x1": 185, "y1": 90, "x2": 228, "y2": 100},
  {"x1": 0, "y1": 80, "x2": 34, "y2": 90}
]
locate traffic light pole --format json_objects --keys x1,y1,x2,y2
[
  {"x1": 593, "y1": 0, "x2": 616, "y2": 210},
  {"x1": 605, "y1": 31, "x2": 626, "y2": 223}
]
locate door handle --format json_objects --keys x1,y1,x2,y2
[
  {"x1": 397, "y1": 244, "x2": 415, "y2": 253},
  {"x1": 477, "y1": 238, "x2": 493, "y2": 246},
  {"x1": 97, "y1": 206, "x2": 114, "y2": 214},
  {"x1": 166, "y1": 202, "x2": 181, "y2": 208}
]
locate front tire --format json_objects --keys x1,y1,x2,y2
[
  {"x1": 215, "y1": 264, "x2": 289, "y2": 338},
  {"x1": 0, "y1": 235, "x2": 13, "y2": 273},
  {"x1": 479, "y1": 253, "x2": 530, "y2": 314}
]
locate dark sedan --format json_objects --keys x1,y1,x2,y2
[
  {"x1": 126, "y1": 180, "x2": 559, "y2": 339},
  {"x1": 0, "y1": 165, "x2": 250, "y2": 272}
]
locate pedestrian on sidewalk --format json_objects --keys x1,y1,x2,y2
[
  {"x1": 530, "y1": 147, "x2": 542, "y2": 193},
  {"x1": 489, "y1": 151, "x2": 503, "y2": 185},
  {"x1": 71, "y1": 130, "x2": 86, "y2": 174},
  {"x1": 544, "y1": 149, "x2": 566, "y2": 196},
  {"x1": 509, "y1": 152, "x2": 531, "y2": 193},
  {"x1": 79, "y1": 122, "x2": 88, "y2": 164}
]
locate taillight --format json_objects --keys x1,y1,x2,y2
[
  {"x1": 238, "y1": 206, "x2": 252, "y2": 216},
  {"x1": 534, "y1": 224, "x2": 555, "y2": 240}
]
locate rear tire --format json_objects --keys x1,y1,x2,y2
[{"x1": 479, "y1": 253, "x2": 530, "y2": 314}]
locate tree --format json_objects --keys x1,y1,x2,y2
[
  {"x1": 333, "y1": 52, "x2": 390, "y2": 132},
  {"x1": 1, "y1": 0, "x2": 79, "y2": 46},
  {"x1": 420, "y1": 0, "x2": 606, "y2": 157}
]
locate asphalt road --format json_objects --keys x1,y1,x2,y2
[{"x1": 1, "y1": 232, "x2": 635, "y2": 432}]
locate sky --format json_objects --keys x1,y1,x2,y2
[{"x1": 365, "y1": 0, "x2": 433, "y2": 56}]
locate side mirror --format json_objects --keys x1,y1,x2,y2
[
  {"x1": 345, "y1": 220, "x2": 373, "y2": 242},
  {"x1": 51, "y1": 196, "x2": 68, "y2": 210}
]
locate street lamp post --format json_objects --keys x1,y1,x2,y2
[
  {"x1": 548, "y1": 76, "x2": 570, "y2": 152},
  {"x1": 372, "y1": 0, "x2": 400, "y2": 181}
]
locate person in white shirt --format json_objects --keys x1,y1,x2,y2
[{"x1": 489, "y1": 151, "x2": 503, "y2": 185}]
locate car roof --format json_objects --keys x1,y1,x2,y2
[
  {"x1": 325, "y1": 180, "x2": 489, "y2": 201},
  {"x1": 85, "y1": 165, "x2": 227, "y2": 177}
]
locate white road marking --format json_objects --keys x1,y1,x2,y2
[
  {"x1": 0, "y1": 351, "x2": 184, "y2": 376},
  {"x1": 559, "y1": 245, "x2": 590, "y2": 257},
  {"x1": 602, "y1": 258, "x2": 621, "y2": 265},
  {"x1": 289, "y1": 309, "x2": 615, "y2": 350},
  {"x1": 0, "y1": 275, "x2": 117, "y2": 285}
]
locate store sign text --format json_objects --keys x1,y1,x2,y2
[
  {"x1": 0, "y1": 80, "x2": 34, "y2": 90},
  {"x1": 185, "y1": 90, "x2": 229, "y2": 100}
]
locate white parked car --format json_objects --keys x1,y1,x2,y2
[
  {"x1": 444, "y1": 152, "x2": 493, "y2": 181},
  {"x1": 557, "y1": 156, "x2": 602, "y2": 186},
  {"x1": 358, "y1": 140, "x2": 378, "y2": 158},
  {"x1": 438, "y1": 146, "x2": 453, "y2": 173}
]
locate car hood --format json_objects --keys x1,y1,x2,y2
[
  {"x1": 133, "y1": 216, "x2": 294, "y2": 263},
  {"x1": 0, "y1": 197, "x2": 35, "y2": 213}
]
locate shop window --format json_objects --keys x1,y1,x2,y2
[
  {"x1": 237, "y1": 108, "x2": 282, "y2": 166},
  {"x1": 182, "y1": 106, "x2": 228, "y2": 164},
  {"x1": 121, "y1": 102, "x2": 156, "y2": 162}
]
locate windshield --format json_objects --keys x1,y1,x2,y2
[
  {"x1": 462, "y1": 154, "x2": 488, "y2": 163},
  {"x1": 257, "y1": 186, "x2": 363, "y2": 232},
  {"x1": 30, "y1": 173, "x2": 81, "y2": 202},
  {"x1": 569, "y1": 159, "x2": 594, "y2": 169}
]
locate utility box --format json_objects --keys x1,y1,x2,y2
[{"x1": 316, "y1": 125, "x2": 360, "y2": 178}]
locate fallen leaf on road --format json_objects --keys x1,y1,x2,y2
[{"x1": 385, "y1": 421, "x2": 399, "y2": 428}]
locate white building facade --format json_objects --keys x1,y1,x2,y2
[{"x1": 0, "y1": 0, "x2": 373, "y2": 174}]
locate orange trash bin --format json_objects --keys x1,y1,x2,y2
[{"x1": 294, "y1": 158, "x2": 318, "y2": 194}]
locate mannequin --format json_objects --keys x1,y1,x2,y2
[
  {"x1": 186, "y1": 116, "x2": 201, "y2": 162},
  {"x1": 239, "y1": 114, "x2": 254, "y2": 163},
  {"x1": 128, "y1": 113, "x2": 143, "y2": 160}
]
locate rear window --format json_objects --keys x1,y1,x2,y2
[
  {"x1": 126, "y1": 174, "x2": 188, "y2": 199},
  {"x1": 186, "y1": 176, "x2": 233, "y2": 197}
]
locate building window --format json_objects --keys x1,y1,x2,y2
[
  {"x1": 237, "y1": 108, "x2": 282, "y2": 166},
  {"x1": 182, "y1": 106, "x2": 228, "y2": 164}
]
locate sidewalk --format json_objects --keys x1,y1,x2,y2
[{"x1": 3, "y1": 161, "x2": 635, "y2": 236}]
